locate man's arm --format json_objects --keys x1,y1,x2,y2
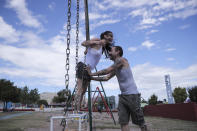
[
  {"x1": 91, "y1": 72, "x2": 115, "y2": 81},
  {"x1": 90, "y1": 58, "x2": 123, "y2": 76}
]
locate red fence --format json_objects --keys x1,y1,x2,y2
[
  {"x1": 0, "y1": 109, "x2": 35, "y2": 111},
  {"x1": 144, "y1": 102, "x2": 197, "y2": 121}
]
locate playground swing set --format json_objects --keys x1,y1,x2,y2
[{"x1": 50, "y1": 0, "x2": 116, "y2": 131}]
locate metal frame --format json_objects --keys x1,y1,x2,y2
[{"x1": 50, "y1": 113, "x2": 88, "y2": 131}]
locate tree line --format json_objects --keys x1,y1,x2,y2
[
  {"x1": 1, "y1": 78, "x2": 197, "y2": 111},
  {"x1": 148, "y1": 86, "x2": 197, "y2": 105},
  {"x1": 0, "y1": 79, "x2": 48, "y2": 111}
]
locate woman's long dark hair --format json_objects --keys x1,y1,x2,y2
[{"x1": 100, "y1": 31, "x2": 114, "y2": 58}]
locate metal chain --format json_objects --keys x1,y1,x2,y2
[
  {"x1": 65, "y1": 0, "x2": 71, "y2": 90},
  {"x1": 75, "y1": 0, "x2": 79, "y2": 86},
  {"x1": 73, "y1": 0, "x2": 80, "y2": 112}
]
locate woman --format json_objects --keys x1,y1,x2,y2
[{"x1": 74, "y1": 31, "x2": 113, "y2": 111}]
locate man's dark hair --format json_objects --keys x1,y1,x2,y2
[
  {"x1": 115, "y1": 46, "x2": 123, "y2": 57},
  {"x1": 100, "y1": 31, "x2": 112, "y2": 39}
]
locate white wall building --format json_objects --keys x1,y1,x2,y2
[{"x1": 40, "y1": 92, "x2": 57, "y2": 104}]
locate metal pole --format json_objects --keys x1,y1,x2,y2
[
  {"x1": 84, "y1": 0, "x2": 90, "y2": 41},
  {"x1": 88, "y1": 84, "x2": 92, "y2": 131},
  {"x1": 50, "y1": 117, "x2": 53, "y2": 131},
  {"x1": 84, "y1": 0, "x2": 92, "y2": 131}
]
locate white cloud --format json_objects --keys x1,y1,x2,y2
[
  {"x1": 168, "y1": 8, "x2": 197, "y2": 19},
  {"x1": 6, "y1": 0, "x2": 42, "y2": 28},
  {"x1": 88, "y1": 0, "x2": 197, "y2": 31},
  {"x1": 0, "y1": 41, "x2": 82, "y2": 89},
  {"x1": 81, "y1": 12, "x2": 109, "y2": 20},
  {"x1": 106, "y1": 0, "x2": 197, "y2": 30},
  {"x1": 179, "y1": 24, "x2": 190, "y2": 30},
  {"x1": 90, "y1": 13, "x2": 109, "y2": 20},
  {"x1": 141, "y1": 18, "x2": 158, "y2": 25},
  {"x1": 80, "y1": 1, "x2": 124, "y2": 30},
  {"x1": 100, "y1": 0, "x2": 156, "y2": 9},
  {"x1": 167, "y1": 58, "x2": 175, "y2": 61},
  {"x1": 0, "y1": 23, "x2": 86, "y2": 91},
  {"x1": 48, "y1": 2, "x2": 55, "y2": 10},
  {"x1": 94, "y1": 1, "x2": 107, "y2": 11},
  {"x1": 146, "y1": 29, "x2": 159, "y2": 35},
  {"x1": 21, "y1": 31, "x2": 46, "y2": 48},
  {"x1": 165, "y1": 48, "x2": 176, "y2": 52},
  {"x1": 128, "y1": 47, "x2": 138, "y2": 52},
  {"x1": 128, "y1": 40, "x2": 156, "y2": 51},
  {"x1": 91, "y1": 19, "x2": 120, "y2": 29},
  {"x1": 0, "y1": 16, "x2": 20, "y2": 43},
  {"x1": 140, "y1": 0, "x2": 197, "y2": 29},
  {"x1": 129, "y1": 8, "x2": 146, "y2": 17},
  {"x1": 141, "y1": 40, "x2": 155, "y2": 49},
  {"x1": 133, "y1": 63, "x2": 197, "y2": 100},
  {"x1": 92, "y1": 76, "x2": 119, "y2": 91}
]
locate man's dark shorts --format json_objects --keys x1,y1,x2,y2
[
  {"x1": 76, "y1": 62, "x2": 91, "y2": 81},
  {"x1": 118, "y1": 94, "x2": 145, "y2": 126}
]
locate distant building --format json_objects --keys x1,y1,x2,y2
[
  {"x1": 165, "y1": 75, "x2": 175, "y2": 104},
  {"x1": 107, "y1": 96, "x2": 116, "y2": 109},
  {"x1": 95, "y1": 95, "x2": 116, "y2": 110},
  {"x1": 40, "y1": 92, "x2": 57, "y2": 104}
]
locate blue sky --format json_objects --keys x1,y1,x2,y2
[{"x1": 0, "y1": 0, "x2": 197, "y2": 101}]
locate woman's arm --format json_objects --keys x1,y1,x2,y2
[{"x1": 81, "y1": 38, "x2": 102, "y2": 47}]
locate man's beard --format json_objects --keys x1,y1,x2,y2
[{"x1": 109, "y1": 55, "x2": 113, "y2": 60}]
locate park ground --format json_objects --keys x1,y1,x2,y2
[{"x1": 0, "y1": 111, "x2": 197, "y2": 131}]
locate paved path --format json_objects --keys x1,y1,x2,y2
[{"x1": 0, "y1": 112, "x2": 32, "y2": 120}]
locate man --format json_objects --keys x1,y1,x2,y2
[{"x1": 87, "y1": 46, "x2": 147, "y2": 131}]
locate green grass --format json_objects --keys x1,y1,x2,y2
[
  {"x1": 0, "y1": 112, "x2": 20, "y2": 117},
  {"x1": 0, "y1": 112, "x2": 197, "y2": 131},
  {"x1": 0, "y1": 112, "x2": 51, "y2": 131}
]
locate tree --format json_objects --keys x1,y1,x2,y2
[
  {"x1": 148, "y1": 94, "x2": 158, "y2": 105},
  {"x1": 163, "y1": 99, "x2": 167, "y2": 103},
  {"x1": 188, "y1": 86, "x2": 197, "y2": 103},
  {"x1": 20, "y1": 86, "x2": 30, "y2": 106},
  {"x1": 52, "y1": 89, "x2": 71, "y2": 103},
  {"x1": 37, "y1": 99, "x2": 48, "y2": 107},
  {"x1": 172, "y1": 87, "x2": 187, "y2": 103},
  {"x1": 52, "y1": 96, "x2": 59, "y2": 103},
  {"x1": 0, "y1": 79, "x2": 20, "y2": 111},
  {"x1": 20, "y1": 87, "x2": 40, "y2": 107},
  {"x1": 29, "y1": 88, "x2": 40, "y2": 104},
  {"x1": 141, "y1": 98, "x2": 148, "y2": 103}
]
